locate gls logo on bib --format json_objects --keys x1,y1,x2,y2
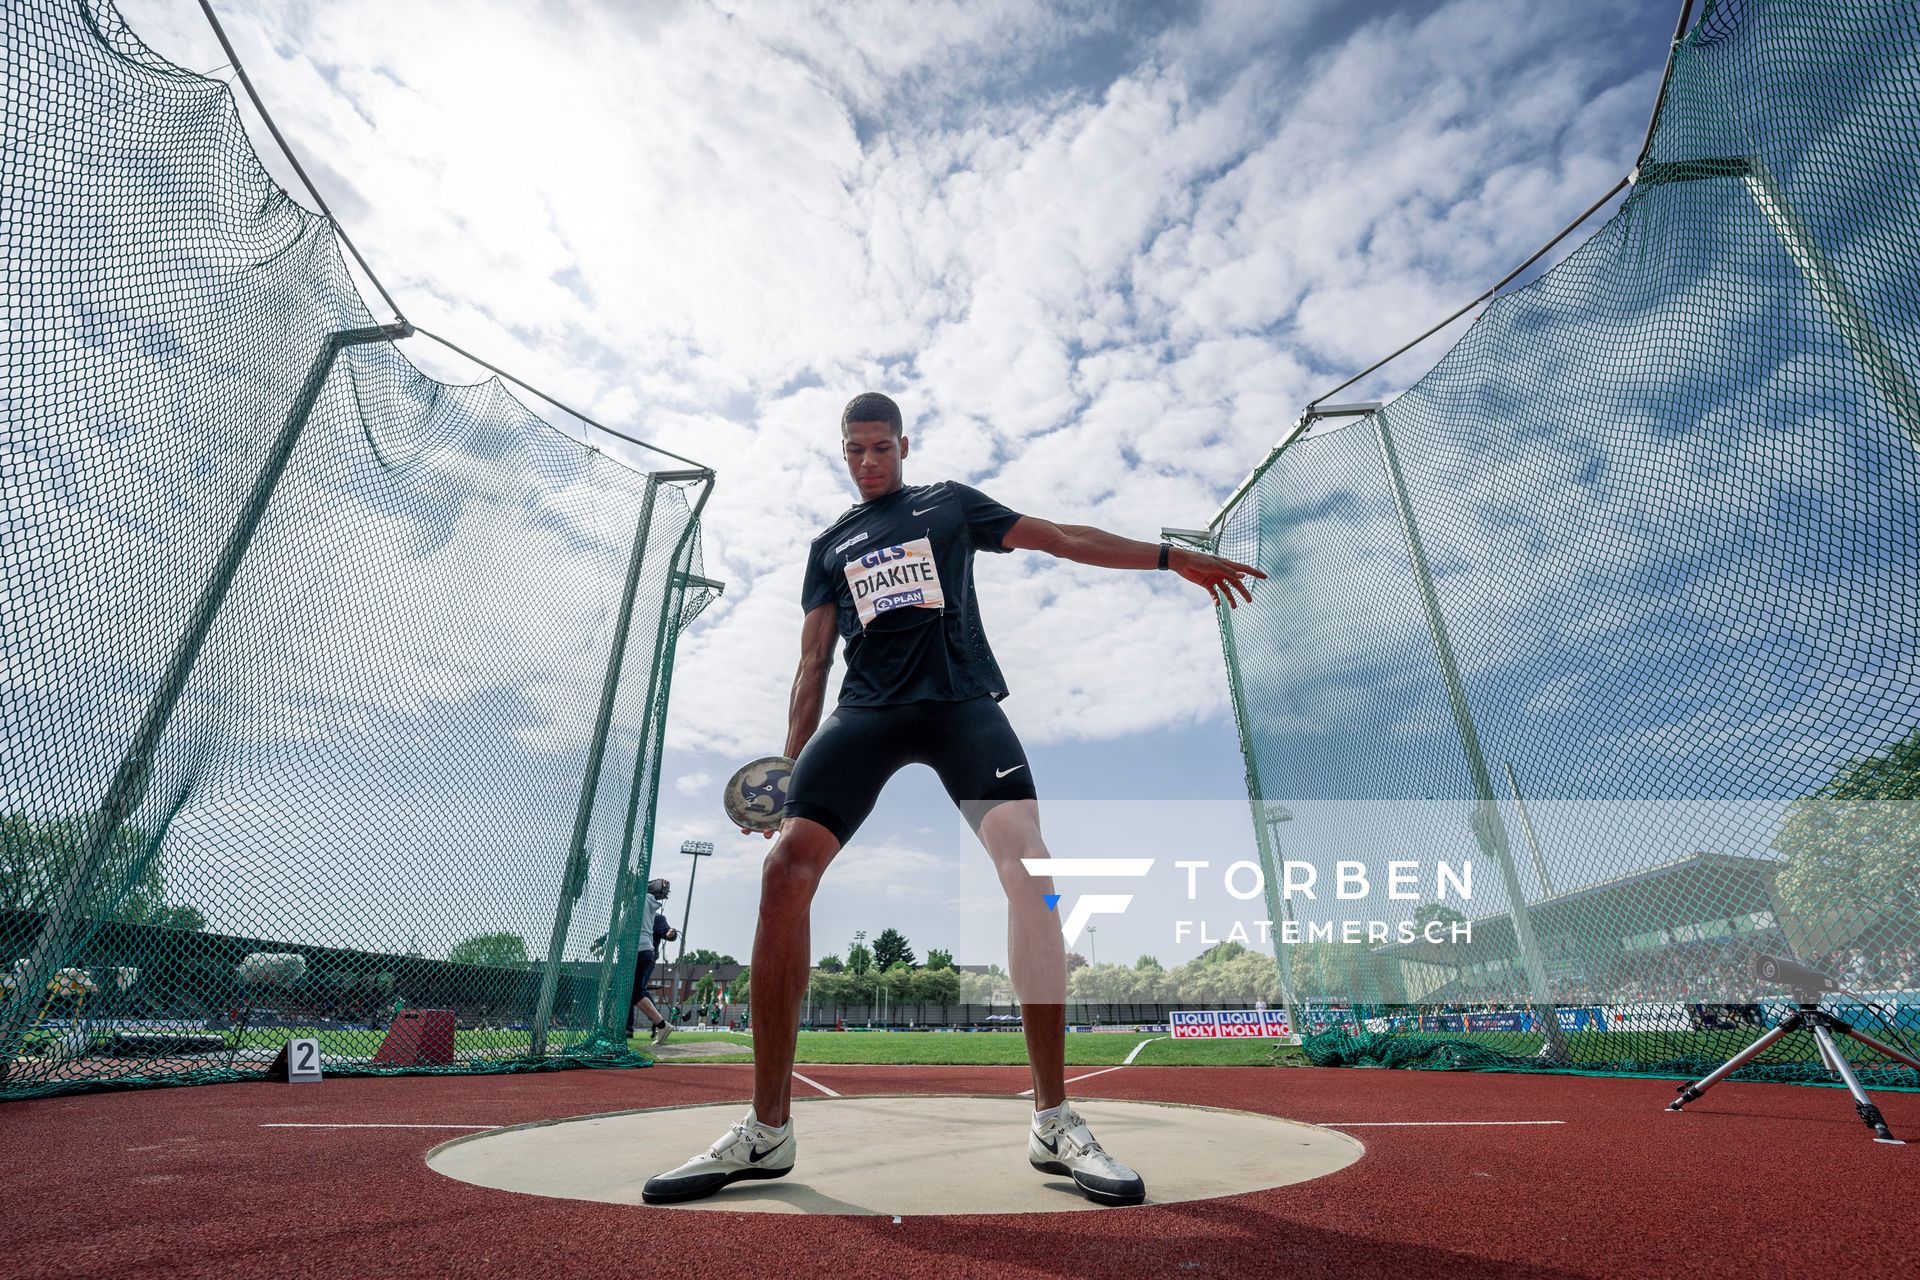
[{"x1": 844, "y1": 537, "x2": 945, "y2": 627}]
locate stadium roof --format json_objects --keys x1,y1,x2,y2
[{"x1": 1375, "y1": 851, "x2": 1779, "y2": 966}]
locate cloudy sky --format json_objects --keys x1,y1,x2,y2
[{"x1": 111, "y1": 0, "x2": 1690, "y2": 969}]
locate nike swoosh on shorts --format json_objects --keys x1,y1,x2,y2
[{"x1": 995, "y1": 765, "x2": 1026, "y2": 778}]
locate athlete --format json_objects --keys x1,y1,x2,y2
[
  {"x1": 627, "y1": 878, "x2": 678, "y2": 1047},
  {"x1": 642, "y1": 392, "x2": 1263, "y2": 1207}
]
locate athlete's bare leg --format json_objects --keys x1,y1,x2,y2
[
  {"x1": 633, "y1": 994, "x2": 665, "y2": 1028},
  {"x1": 750, "y1": 815, "x2": 842, "y2": 1126},
  {"x1": 974, "y1": 799, "x2": 1067, "y2": 1110}
]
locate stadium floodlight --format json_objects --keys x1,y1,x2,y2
[
  {"x1": 673, "y1": 841, "x2": 716, "y2": 1001},
  {"x1": 1258, "y1": 804, "x2": 1300, "y2": 1037}
]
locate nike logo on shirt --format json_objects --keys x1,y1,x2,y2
[
  {"x1": 912, "y1": 506, "x2": 945, "y2": 516},
  {"x1": 995, "y1": 765, "x2": 1027, "y2": 778}
]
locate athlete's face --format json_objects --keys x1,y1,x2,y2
[{"x1": 843, "y1": 420, "x2": 908, "y2": 501}]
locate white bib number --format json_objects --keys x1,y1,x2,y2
[{"x1": 843, "y1": 537, "x2": 944, "y2": 627}]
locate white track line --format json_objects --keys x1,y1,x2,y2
[
  {"x1": 1314, "y1": 1120, "x2": 1566, "y2": 1127},
  {"x1": 1019, "y1": 1039, "x2": 1158, "y2": 1096},
  {"x1": 260, "y1": 1123, "x2": 498, "y2": 1130},
  {"x1": 1063, "y1": 1064, "x2": 1128, "y2": 1086},
  {"x1": 791, "y1": 1070, "x2": 840, "y2": 1098}
]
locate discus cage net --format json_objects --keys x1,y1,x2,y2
[
  {"x1": 1197, "y1": 0, "x2": 1920, "y2": 1082},
  {"x1": 2, "y1": 0, "x2": 717, "y2": 1099}
]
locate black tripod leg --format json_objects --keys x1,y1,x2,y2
[
  {"x1": 1669, "y1": 1018, "x2": 1796, "y2": 1110},
  {"x1": 1811, "y1": 1024, "x2": 1903, "y2": 1144}
]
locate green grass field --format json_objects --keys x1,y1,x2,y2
[
  {"x1": 179, "y1": 1023, "x2": 1914, "y2": 1076},
  {"x1": 646, "y1": 1030, "x2": 1300, "y2": 1067},
  {"x1": 635, "y1": 1026, "x2": 1918, "y2": 1073}
]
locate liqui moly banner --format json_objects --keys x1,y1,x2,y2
[
  {"x1": 1169, "y1": 1010, "x2": 1218, "y2": 1039},
  {"x1": 1170, "y1": 1010, "x2": 1293, "y2": 1039}
]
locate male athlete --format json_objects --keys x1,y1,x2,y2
[{"x1": 643, "y1": 392, "x2": 1262, "y2": 1207}]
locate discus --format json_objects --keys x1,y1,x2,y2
[{"x1": 723, "y1": 755, "x2": 795, "y2": 832}]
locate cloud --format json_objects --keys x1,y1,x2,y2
[{"x1": 103, "y1": 0, "x2": 1681, "y2": 766}]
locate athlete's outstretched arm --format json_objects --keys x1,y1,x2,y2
[
  {"x1": 786, "y1": 602, "x2": 838, "y2": 759},
  {"x1": 1001, "y1": 516, "x2": 1266, "y2": 608}
]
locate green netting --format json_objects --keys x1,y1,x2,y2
[
  {"x1": 1, "y1": 0, "x2": 716, "y2": 1100},
  {"x1": 1214, "y1": 0, "x2": 1919, "y2": 1085}
]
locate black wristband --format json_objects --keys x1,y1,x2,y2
[{"x1": 1157, "y1": 542, "x2": 1171, "y2": 571}]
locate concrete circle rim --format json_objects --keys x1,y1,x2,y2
[{"x1": 427, "y1": 1092, "x2": 1365, "y2": 1216}]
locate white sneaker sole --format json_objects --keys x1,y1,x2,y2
[
  {"x1": 1029, "y1": 1154, "x2": 1146, "y2": 1206},
  {"x1": 641, "y1": 1161, "x2": 791, "y2": 1205}
]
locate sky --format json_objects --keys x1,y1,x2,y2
[{"x1": 96, "y1": 0, "x2": 1708, "y2": 971}]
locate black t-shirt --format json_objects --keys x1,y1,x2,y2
[{"x1": 801, "y1": 481, "x2": 1023, "y2": 706}]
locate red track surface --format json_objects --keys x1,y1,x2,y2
[{"x1": 1, "y1": 1065, "x2": 1912, "y2": 1278}]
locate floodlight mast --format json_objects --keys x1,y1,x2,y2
[{"x1": 675, "y1": 840, "x2": 715, "y2": 962}]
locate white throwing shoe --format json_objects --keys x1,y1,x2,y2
[
  {"x1": 641, "y1": 1111, "x2": 795, "y2": 1204},
  {"x1": 650, "y1": 1022, "x2": 673, "y2": 1049},
  {"x1": 1029, "y1": 1103, "x2": 1146, "y2": 1206}
]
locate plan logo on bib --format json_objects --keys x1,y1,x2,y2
[{"x1": 844, "y1": 537, "x2": 945, "y2": 627}]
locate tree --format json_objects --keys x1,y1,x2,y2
[
  {"x1": 683, "y1": 948, "x2": 735, "y2": 965},
  {"x1": 730, "y1": 967, "x2": 750, "y2": 1004},
  {"x1": 1135, "y1": 954, "x2": 1162, "y2": 972},
  {"x1": 872, "y1": 927, "x2": 916, "y2": 970},
  {"x1": 693, "y1": 972, "x2": 718, "y2": 1004},
  {"x1": 1065, "y1": 951, "x2": 1088, "y2": 973},
  {"x1": 809, "y1": 970, "x2": 860, "y2": 1003},
  {"x1": 1, "y1": 814, "x2": 206, "y2": 930},
  {"x1": 955, "y1": 965, "x2": 1008, "y2": 1003},
  {"x1": 448, "y1": 932, "x2": 529, "y2": 967},
  {"x1": 816, "y1": 953, "x2": 845, "y2": 973},
  {"x1": 846, "y1": 942, "x2": 874, "y2": 975},
  {"x1": 925, "y1": 948, "x2": 955, "y2": 971},
  {"x1": 1774, "y1": 727, "x2": 1920, "y2": 939},
  {"x1": 1411, "y1": 903, "x2": 1467, "y2": 933},
  {"x1": 909, "y1": 966, "x2": 960, "y2": 1003}
]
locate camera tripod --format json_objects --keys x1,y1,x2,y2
[{"x1": 1667, "y1": 995, "x2": 1920, "y2": 1144}]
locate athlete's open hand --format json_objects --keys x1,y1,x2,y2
[{"x1": 1171, "y1": 548, "x2": 1266, "y2": 608}]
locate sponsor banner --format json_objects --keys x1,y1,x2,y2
[
  {"x1": 1169, "y1": 1010, "x2": 1218, "y2": 1039},
  {"x1": 1299, "y1": 1006, "x2": 1357, "y2": 1033},
  {"x1": 1464, "y1": 1011, "x2": 1534, "y2": 1033},
  {"x1": 1556, "y1": 1006, "x2": 1607, "y2": 1032},
  {"x1": 1171, "y1": 1010, "x2": 1294, "y2": 1039}
]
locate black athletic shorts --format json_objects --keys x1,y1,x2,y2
[
  {"x1": 784, "y1": 695, "x2": 1037, "y2": 845},
  {"x1": 629, "y1": 950, "x2": 658, "y2": 1029}
]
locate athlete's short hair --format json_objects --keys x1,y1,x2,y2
[{"x1": 841, "y1": 391, "x2": 903, "y2": 436}]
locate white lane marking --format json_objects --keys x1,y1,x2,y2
[
  {"x1": 791, "y1": 1071, "x2": 840, "y2": 1098},
  {"x1": 1314, "y1": 1120, "x2": 1567, "y2": 1127},
  {"x1": 1124, "y1": 1037, "x2": 1165, "y2": 1065},
  {"x1": 260, "y1": 1123, "x2": 497, "y2": 1130},
  {"x1": 1019, "y1": 1062, "x2": 1131, "y2": 1097}
]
